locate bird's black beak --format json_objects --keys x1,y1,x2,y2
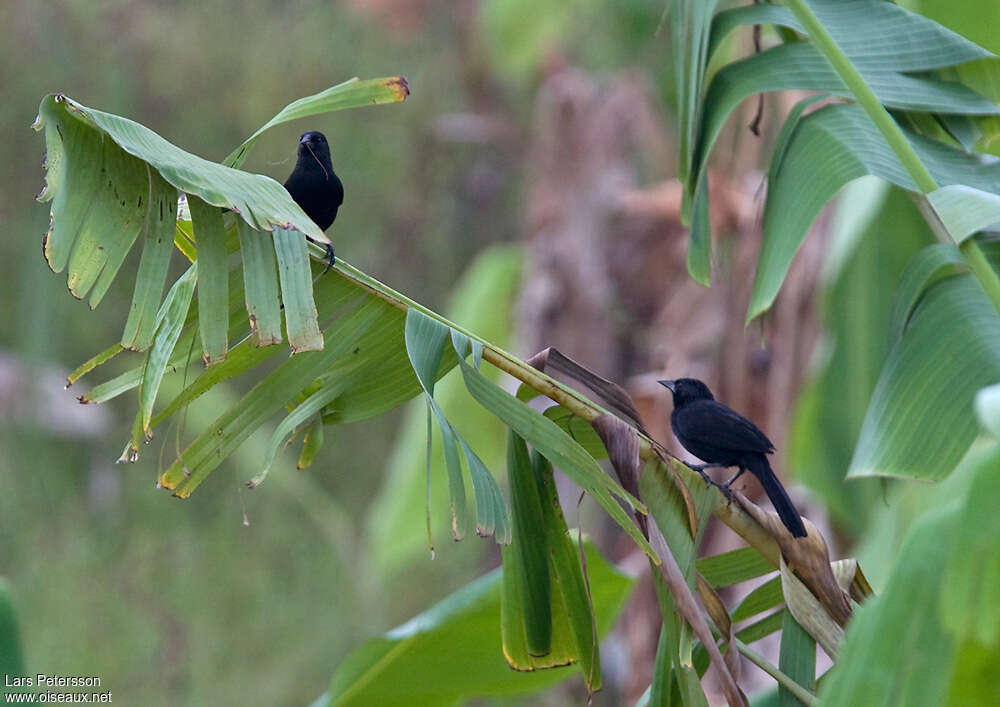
[
  {"x1": 299, "y1": 135, "x2": 309, "y2": 144},
  {"x1": 658, "y1": 380, "x2": 676, "y2": 393}
]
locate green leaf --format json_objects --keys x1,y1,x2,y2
[
  {"x1": 640, "y1": 458, "x2": 716, "y2": 586},
  {"x1": 697, "y1": 547, "x2": 775, "y2": 589},
  {"x1": 818, "y1": 508, "x2": 959, "y2": 705},
  {"x1": 316, "y1": 293, "x2": 459, "y2": 429},
  {"x1": 327, "y1": 538, "x2": 634, "y2": 706},
  {"x1": 939, "y1": 447, "x2": 1000, "y2": 648},
  {"x1": 405, "y1": 309, "x2": 468, "y2": 539},
  {"x1": 848, "y1": 275, "x2": 1000, "y2": 480},
  {"x1": 159, "y1": 298, "x2": 384, "y2": 496},
  {"x1": 133, "y1": 265, "x2": 274, "y2": 418},
  {"x1": 138, "y1": 264, "x2": 197, "y2": 433},
  {"x1": 532, "y1": 452, "x2": 602, "y2": 687},
  {"x1": 642, "y1": 459, "x2": 718, "y2": 706},
  {"x1": 809, "y1": 0, "x2": 994, "y2": 67},
  {"x1": 778, "y1": 612, "x2": 815, "y2": 707},
  {"x1": 80, "y1": 365, "x2": 152, "y2": 405},
  {"x1": 708, "y1": 0, "x2": 991, "y2": 73},
  {"x1": 738, "y1": 609, "x2": 786, "y2": 647},
  {"x1": 888, "y1": 243, "x2": 966, "y2": 344},
  {"x1": 189, "y1": 197, "x2": 230, "y2": 364},
  {"x1": 37, "y1": 100, "x2": 148, "y2": 305},
  {"x1": 699, "y1": 41, "x2": 998, "y2": 180},
  {"x1": 367, "y1": 246, "x2": 522, "y2": 576},
  {"x1": 687, "y1": 170, "x2": 711, "y2": 285},
  {"x1": 224, "y1": 77, "x2": 409, "y2": 169},
  {"x1": 297, "y1": 415, "x2": 324, "y2": 470},
  {"x1": 647, "y1": 626, "x2": 674, "y2": 707},
  {"x1": 120, "y1": 170, "x2": 178, "y2": 351},
  {"x1": 692, "y1": 610, "x2": 788, "y2": 680},
  {"x1": 36, "y1": 93, "x2": 327, "y2": 243},
  {"x1": 450, "y1": 344, "x2": 655, "y2": 560},
  {"x1": 650, "y1": 574, "x2": 710, "y2": 707},
  {"x1": 404, "y1": 309, "x2": 512, "y2": 542},
  {"x1": 405, "y1": 308, "x2": 450, "y2": 396},
  {"x1": 708, "y1": 5, "x2": 801, "y2": 62},
  {"x1": 788, "y1": 186, "x2": 935, "y2": 528},
  {"x1": 445, "y1": 333, "x2": 512, "y2": 543},
  {"x1": 732, "y1": 576, "x2": 783, "y2": 623},
  {"x1": 458, "y1": 435, "x2": 510, "y2": 543},
  {"x1": 541, "y1": 406, "x2": 607, "y2": 461},
  {"x1": 66, "y1": 342, "x2": 125, "y2": 387},
  {"x1": 273, "y1": 226, "x2": 323, "y2": 352},
  {"x1": 150, "y1": 334, "x2": 289, "y2": 427},
  {"x1": 927, "y1": 184, "x2": 1000, "y2": 243},
  {"x1": 668, "y1": 0, "x2": 721, "y2": 189},
  {"x1": 237, "y1": 220, "x2": 282, "y2": 347},
  {"x1": 250, "y1": 372, "x2": 360, "y2": 489},
  {"x1": 749, "y1": 103, "x2": 1000, "y2": 322},
  {"x1": 504, "y1": 432, "x2": 552, "y2": 657}
]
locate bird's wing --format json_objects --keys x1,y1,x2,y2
[{"x1": 681, "y1": 400, "x2": 775, "y2": 454}]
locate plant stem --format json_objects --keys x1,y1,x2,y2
[
  {"x1": 961, "y1": 238, "x2": 1000, "y2": 309},
  {"x1": 331, "y1": 255, "x2": 610, "y2": 424},
  {"x1": 784, "y1": 0, "x2": 936, "y2": 194},
  {"x1": 316, "y1": 245, "x2": 785, "y2": 563},
  {"x1": 734, "y1": 638, "x2": 817, "y2": 706},
  {"x1": 785, "y1": 0, "x2": 1000, "y2": 315}
]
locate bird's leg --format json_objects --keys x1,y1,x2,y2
[
  {"x1": 685, "y1": 462, "x2": 728, "y2": 473},
  {"x1": 723, "y1": 468, "x2": 746, "y2": 488},
  {"x1": 680, "y1": 461, "x2": 721, "y2": 486},
  {"x1": 323, "y1": 243, "x2": 335, "y2": 273},
  {"x1": 714, "y1": 468, "x2": 747, "y2": 502},
  {"x1": 304, "y1": 237, "x2": 336, "y2": 274}
]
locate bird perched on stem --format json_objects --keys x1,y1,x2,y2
[
  {"x1": 659, "y1": 378, "x2": 807, "y2": 538},
  {"x1": 284, "y1": 130, "x2": 343, "y2": 272}
]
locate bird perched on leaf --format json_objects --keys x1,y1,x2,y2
[
  {"x1": 284, "y1": 130, "x2": 343, "y2": 272},
  {"x1": 659, "y1": 378, "x2": 807, "y2": 538}
]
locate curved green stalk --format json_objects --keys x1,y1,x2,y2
[
  {"x1": 785, "y1": 0, "x2": 1000, "y2": 315},
  {"x1": 318, "y1": 245, "x2": 788, "y2": 566},
  {"x1": 734, "y1": 638, "x2": 817, "y2": 706}
]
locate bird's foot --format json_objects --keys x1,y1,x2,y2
[
  {"x1": 681, "y1": 462, "x2": 740, "y2": 497},
  {"x1": 323, "y1": 243, "x2": 335, "y2": 273}
]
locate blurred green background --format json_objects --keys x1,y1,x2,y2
[
  {"x1": 0, "y1": 1, "x2": 669, "y2": 704},
  {"x1": 4, "y1": 0, "x2": 996, "y2": 704}
]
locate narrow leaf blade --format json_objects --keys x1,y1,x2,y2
[
  {"x1": 189, "y1": 197, "x2": 229, "y2": 364},
  {"x1": 138, "y1": 264, "x2": 197, "y2": 432},
  {"x1": 237, "y1": 220, "x2": 283, "y2": 346},
  {"x1": 121, "y1": 170, "x2": 178, "y2": 350},
  {"x1": 273, "y1": 226, "x2": 323, "y2": 352},
  {"x1": 224, "y1": 77, "x2": 410, "y2": 169}
]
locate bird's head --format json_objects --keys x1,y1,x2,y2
[
  {"x1": 297, "y1": 131, "x2": 332, "y2": 165},
  {"x1": 658, "y1": 378, "x2": 714, "y2": 407}
]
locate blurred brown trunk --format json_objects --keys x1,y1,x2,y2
[{"x1": 517, "y1": 67, "x2": 825, "y2": 702}]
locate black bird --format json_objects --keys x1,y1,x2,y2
[
  {"x1": 659, "y1": 378, "x2": 807, "y2": 538},
  {"x1": 284, "y1": 130, "x2": 343, "y2": 272}
]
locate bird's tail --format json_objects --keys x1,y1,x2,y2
[{"x1": 745, "y1": 456, "x2": 807, "y2": 538}]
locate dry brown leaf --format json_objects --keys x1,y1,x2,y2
[
  {"x1": 732, "y1": 491, "x2": 852, "y2": 627},
  {"x1": 696, "y1": 573, "x2": 742, "y2": 683},
  {"x1": 592, "y1": 414, "x2": 647, "y2": 538},
  {"x1": 527, "y1": 347, "x2": 647, "y2": 432},
  {"x1": 649, "y1": 526, "x2": 748, "y2": 707}
]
